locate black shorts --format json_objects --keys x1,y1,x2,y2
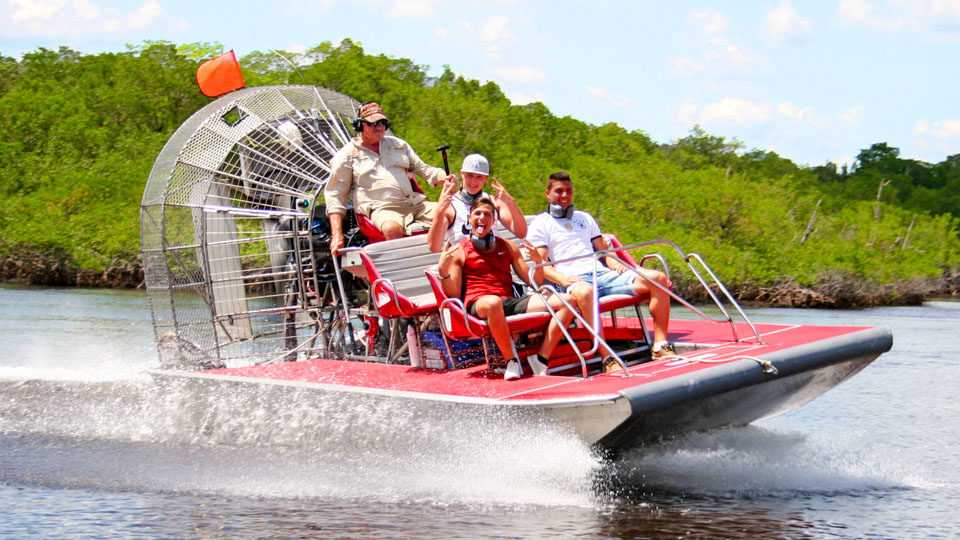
[{"x1": 467, "y1": 295, "x2": 532, "y2": 317}]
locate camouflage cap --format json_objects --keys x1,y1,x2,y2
[{"x1": 357, "y1": 102, "x2": 388, "y2": 122}]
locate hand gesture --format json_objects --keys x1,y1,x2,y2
[
  {"x1": 437, "y1": 240, "x2": 461, "y2": 272},
  {"x1": 489, "y1": 177, "x2": 514, "y2": 203},
  {"x1": 519, "y1": 240, "x2": 542, "y2": 264},
  {"x1": 437, "y1": 175, "x2": 458, "y2": 209}
]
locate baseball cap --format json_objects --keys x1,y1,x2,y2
[
  {"x1": 461, "y1": 154, "x2": 490, "y2": 175},
  {"x1": 357, "y1": 102, "x2": 388, "y2": 122}
]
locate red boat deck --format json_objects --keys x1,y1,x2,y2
[{"x1": 206, "y1": 319, "x2": 869, "y2": 403}]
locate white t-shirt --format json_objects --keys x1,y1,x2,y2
[{"x1": 526, "y1": 210, "x2": 603, "y2": 276}]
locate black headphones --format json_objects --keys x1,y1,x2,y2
[
  {"x1": 351, "y1": 101, "x2": 390, "y2": 133},
  {"x1": 548, "y1": 203, "x2": 574, "y2": 219},
  {"x1": 470, "y1": 232, "x2": 496, "y2": 253}
]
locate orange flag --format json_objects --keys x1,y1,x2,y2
[{"x1": 196, "y1": 50, "x2": 245, "y2": 97}]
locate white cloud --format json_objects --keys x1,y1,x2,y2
[
  {"x1": 434, "y1": 26, "x2": 450, "y2": 40},
  {"x1": 585, "y1": 86, "x2": 634, "y2": 108},
  {"x1": 487, "y1": 65, "x2": 547, "y2": 83},
  {"x1": 679, "y1": 97, "x2": 828, "y2": 128},
  {"x1": 668, "y1": 56, "x2": 705, "y2": 74},
  {"x1": 388, "y1": 0, "x2": 441, "y2": 18},
  {"x1": 764, "y1": 0, "x2": 812, "y2": 41},
  {"x1": 836, "y1": 0, "x2": 871, "y2": 23},
  {"x1": 676, "y1": 98, "x2": 699, "y2": 126},
  {"x1": 504, "y1": 89, "x2": 547, "y2": 106},
  {"x1": 705, "y1": 37, "x2": 754, "y2": 68},
  {"x1": 836, "y1": 0, "x2": 960, "y2": 34},
  {"x1": 915, "y1": 118, "x2": 960, "y2": 139},
  {"x1": 840, "y1": 104, "x2": 865, "y2": 123},
  {"x1": 479, "y1": 15, "x2": 512, "y2": 41},
  {"x1": 4, "y1": 0, "x2": 167, "y2": 37},
  {"x1": 702, "y1": 97, "x2": 773, "y2": 125},
  {"x1": 9, "y1": 0, "x2": 65, "y2": 23},
  {"x1": 777, "y1": 101, "x2": 818, "y2": 125},
  {"x1": 445, "y1": 15, "x2": 515, "y2": 59},
  {"x1": 677, "y1": 97, "x2": 773, "y2": 126},
  {"x1": 127, "y1": 0, "x2": 161, "y2": 30},
  {"x1": 692, "y1": 9, "x2": 729, "y2": 34}
]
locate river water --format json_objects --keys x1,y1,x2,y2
[{"x1": 0, "y1": 284, "x2": 957, "y2": 538}]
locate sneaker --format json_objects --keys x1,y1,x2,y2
[
  {"x1": 652, "y1": 343, "x2": 677, "y2": 359},
  {"x1": 602, "y1": 356, "x2": 623, "y2": 373},
  {"x1": 527, "y1": 354, "x2": 548, "y2": 376},
  {"x1": 504, "y1": 358, "x2": 522, "y2": 381}
]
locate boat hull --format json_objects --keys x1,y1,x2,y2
[{"x1": 149, "y1": 322, "x2": 891, "y2": 451}]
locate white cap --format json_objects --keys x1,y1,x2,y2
[{"x1": 461, "y1": 154, "x2": 489, "y2": 175}]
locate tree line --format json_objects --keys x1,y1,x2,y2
[{"x1": 0, "y1": 40, "x2": 957, "y2": 305}]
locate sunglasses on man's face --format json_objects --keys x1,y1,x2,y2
[{"x1": 362, "y1": 119, "x2": 390, "y2": 129}]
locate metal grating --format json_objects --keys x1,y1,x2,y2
[{"x1": 140, "y1": 86, "x2": 363, "y2": 369}]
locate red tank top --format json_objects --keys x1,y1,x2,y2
[{"x1": 460, "y1": 236, "x2": 514, "y2": 309}]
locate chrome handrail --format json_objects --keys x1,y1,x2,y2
[{"x1": 525, "y1": 238, "x2": 762, "y2": 345}]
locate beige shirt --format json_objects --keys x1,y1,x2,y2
[{"x1": 324, "y1": 135, "x2": 446, "y2": 216}]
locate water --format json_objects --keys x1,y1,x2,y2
[{"x1": 1, "y1": 284, "x2": 958, "y2": 538}]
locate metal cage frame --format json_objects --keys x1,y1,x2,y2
[{"x1": 140, "y1": 85, "x2": 364, "y2": 369}]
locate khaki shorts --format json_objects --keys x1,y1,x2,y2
[{"x1": 370, "y1": 201, "x2": 438, "y2": 234}]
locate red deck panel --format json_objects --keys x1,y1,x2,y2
[{"x1": 208, "y1": 319, "x2": 871, "y2": 403}]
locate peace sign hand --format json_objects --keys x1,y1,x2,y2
[
  {"x1": 489, "y1": 177, "x2": 514, "y2": 203},
  {"x1": 437, "y1": 175, "x2": 458, "y2": 209}
]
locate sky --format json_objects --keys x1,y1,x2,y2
[{"x1": 2, "y1": 0, "x2": 959, "y2": 168}]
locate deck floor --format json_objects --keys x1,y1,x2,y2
[{"x1": 201, "y1": 320, "x2": 870, "y2": 403}]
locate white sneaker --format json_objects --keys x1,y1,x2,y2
[
  {"x1": 527, "y1": 354, "x2": 548, "y2": 376},
  {"x1": 503, "y1": 358, "x2": 522, "y2": 381}
]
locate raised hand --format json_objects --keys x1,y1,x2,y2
[
  {"x1": 489, "y1": 177, "x2": 514, "y2": 203},
  {"x1": 437, "y1": 240, "x2": 461, "y2": 273},
  {"x1": 437, "y1": 175, "x2": 458, "y2": 209},
  {"x1": 519, "y1": 239, "x2": 542, "y2": 264}
]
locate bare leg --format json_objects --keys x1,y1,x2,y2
[
  {"x1": 633, "y1": 269, "x2": 671, "y2": 344},
  {"x1": 526, "y1": 293, "x2": 574, "y2": 359},
  {"x1": 569, "y1": 282, "x2": 612, "y2": 357},
  {"x1": 473, "y1": 295, "x2": 515, "y2": 359},
  {"x1": 381, "y1": 220, "x2": 404, "y2": 240}
]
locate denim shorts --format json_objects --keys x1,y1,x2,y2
[{"x1": 575, "y1": 268, "x2": 636, "y2": 297}]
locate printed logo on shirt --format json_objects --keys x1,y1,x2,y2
[{"x1": 573, "y1": 217, "x2": 588, "y2": 230}]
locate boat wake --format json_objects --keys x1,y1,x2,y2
[
  {"x1": 0, "y1": 376, "x2": 601, "y2": 508},
  {"x1": 605, "y1": 425, "x2": 919, "y2": 500}
]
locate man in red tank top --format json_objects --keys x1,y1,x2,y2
[{"x1": 437, "y1": 197, "x2": 576, "y2": 380}]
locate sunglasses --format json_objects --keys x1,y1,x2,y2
[{"x1": 362, "y1": 119, "x2": 390, "y2": 129}]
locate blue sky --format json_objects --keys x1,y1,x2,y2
[{"x1": 2, "y1": 0, "x2": 959, "y2": 167}]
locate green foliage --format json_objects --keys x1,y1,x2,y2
[
  {"x1": 0, "y1": 43, "x2": 208, "y2": 270},
  {"x1": 1, "y1": 40, "x2": 957, "y2": 295}
]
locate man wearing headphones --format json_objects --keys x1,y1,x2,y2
[
  {"x1": 426, "y1": 153, "x2": 527, "y2": 253},
  {"x1": 437, "y1": 196, "x2": 575, "y2": 381},
  {"x1": 324, "y1": 101, "x2": 453, "y2": 254},
  {"x1": 526, "y1": 171, "x2": 676, "y2": 368}
]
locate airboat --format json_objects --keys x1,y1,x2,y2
[{"x1": 140, "y1": 85, "x2": 892, "y2": 451}]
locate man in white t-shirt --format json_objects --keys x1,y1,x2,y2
[
  {"x1": 526, "y1": 171, "x2": 675, "y2": 368},
  {"x1": 426, "y1": 153, "x2": 526, "y2": 253}
]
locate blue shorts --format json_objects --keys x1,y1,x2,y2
[{"x1": 575, "y1": 268, "x2": 636, "y2": 297}]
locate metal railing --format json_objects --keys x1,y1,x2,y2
[{"x1": 524, "y1": 238, "x2": 763, "y2": 378}]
